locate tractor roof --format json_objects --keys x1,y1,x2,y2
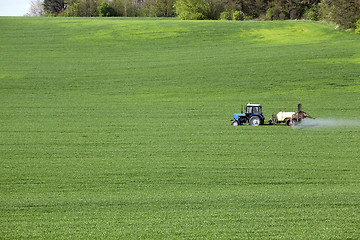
[{"x1": 246, "y1": 104, "x2": 261, "y2": 107}]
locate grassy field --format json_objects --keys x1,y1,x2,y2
[{"x1": 1, "y1": 17, "x2": 360, "y2": 239}]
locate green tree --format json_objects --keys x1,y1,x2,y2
[
  {"x1": 203, "y1": 0, "x2": 225, "y2": 19},
  {"x1": 304, "y1": 4, "x2": 320, "y2": 21},
  {"x1": 236, "y1": 0, "x2": 269, "y2": 18},
  {"x1": 109, "y1": 0, "x2": 134, "y2": 16},
  {"x1": 43, "y1": 0, "x2": 65, "y2": 15},
  {"x1": 110, "y1": 0, "x2": 139, "y2": 17},
  {"x1": 319, "y1": 0, "x2": 360, "y2": 28},
  {"x1": 332, "y1": 0, "x2": 360, "y2": 28},
  {"x1": 97, "y1": 1, "x2": 115, "y2": 16},
  {"x1": 175, "y1": 0, "x2": 206, "y2": 19},
  {"x1": 175, "y1": 0, "x2": 225, "y2": 19},
  {"x1": 266, "y1": 0, "x2": 305, "y2": 20},
  {"x1": 149, "y1": 0, "x2": 177, "y2": 17},
  {"x1": 68, "y1": 0, "x2": 99, "y2": 17}
]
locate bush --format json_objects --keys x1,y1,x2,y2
[
  {"x1": 266, "y1": 4, "x2": 287, "y2": 20},
  {"x1": 279, "y1": 12, "x2": 286, "y2": 20},
  {"x1": 266, "y1": 7, "x2": 277, "y2": 20},
  {"x1": 135, "y1": 8, "x2": 151, "y2": 17},
  {"x1": 220, "y1": 11, "x2": 231, "y2": 20},
  {"x1": 233, "y1": 11, "x2": 244, "y2": 21},
  {"x1": 304, "y1": 7, "x2": 319, "y2": 21},
  {"x1": 244, "y1": 15, "x2": 256, "y2": 20},
  {"x1": 356, "y1": 19, "x2": 360, "y2": 34}
]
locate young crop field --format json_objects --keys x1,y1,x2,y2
[{"x1": 1, "y1": 17, "x2": 360, "y2": 239}]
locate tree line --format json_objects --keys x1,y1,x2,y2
[{"x1": 28, "y1": 0, "x2": 360, "y2": 29}]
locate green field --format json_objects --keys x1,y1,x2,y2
[{"x1": 1, "y1": 17, "x2": 360, "y2": 239}]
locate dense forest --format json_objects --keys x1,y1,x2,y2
[{"x1": 28, "y1": 0, "x2": 360, "y2": 29}]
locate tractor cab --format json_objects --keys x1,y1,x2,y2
[{"x1": 246, "y1": 104, "x2": 262, "y2": 115}]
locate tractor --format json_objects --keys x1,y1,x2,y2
[{"x1": 231, "y1": 103, "x2": 265, "y2": 126}]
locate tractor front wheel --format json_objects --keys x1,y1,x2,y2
[
  {"x1": 249, "y1": 116, "x2": 261, "y2": 126},
  {"x1": 231, "y1": 120, "x2": 239, "y2": 126}
]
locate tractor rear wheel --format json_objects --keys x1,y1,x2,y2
[{"x1": 249, "y1": 116, "x2": 261, "y2": 126}]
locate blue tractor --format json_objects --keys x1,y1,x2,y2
[{"x1": 231, "y1": 103, "x2": 265, "y2": 126}]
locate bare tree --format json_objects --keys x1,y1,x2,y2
[{"x1": 27, "y1": 0, "x2": 44, "y2": 16}]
